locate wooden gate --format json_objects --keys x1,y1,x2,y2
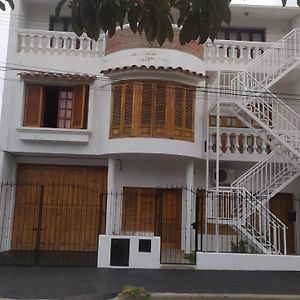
[{"x1": 3, "y1": 164, "x2": 107, "y2": 266}]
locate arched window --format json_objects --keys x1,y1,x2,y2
[{"x1": 110, "y1": 81, "x2": 195, "y2": 142}]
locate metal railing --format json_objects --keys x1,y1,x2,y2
[{"x1": 207, "y1": 187, "x2": 287, "y2": 255}]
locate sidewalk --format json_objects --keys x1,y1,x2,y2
[{"x1": 0, "y1": 267, "x2": 300, "y2": 300}]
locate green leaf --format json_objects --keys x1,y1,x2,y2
[
  {"x1": 0, "y1": 1, "x2": 5, "y2": 11},
  {"x1": 4, "y1": 0, "x2": 14, "y2": 9}
]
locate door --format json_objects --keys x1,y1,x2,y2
[
  {"x1": 160, "y1": 189, "x2": 182, "y2": 250},
  {"x1": 270, "y1": 193, "x2": 295, "y2": 254},
  {"x1": 11, "y1": 165, "x2": 107, "y2": 253}
]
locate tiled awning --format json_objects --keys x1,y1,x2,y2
[
  {"x1": 101, "y1": 65, "x2": 207, "y2": 79},
  {"x1": 18, "y1": 71, "x2": 97, "y2": 82}
]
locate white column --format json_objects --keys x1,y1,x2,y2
[
  {"x1": 106, "y1": 157, "x2": 116, "y2": 235},
  {"x1": 185, "y1": 161, "x2": 194, "y2": 254}
]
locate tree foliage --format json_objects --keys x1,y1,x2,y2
[
  {"x1": 1, "y1": 0, "x2": 299, "y2": 45},
  {"x1": 0, "y1": 0, "x2": 14, "y2": 11}
]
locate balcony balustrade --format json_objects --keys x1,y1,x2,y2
[
  {"x1": 204, "y1": 40, "x2": 273, "y2": 64},
  {"x1": 17, "y1": 29, "x2": 273, "y2": 65},
  {"x1": 209, "y1": 127, "x2": 271, "y2": 161},
  {"x1": 18, "y1": 29, "x2": 105, "y2": 57}
]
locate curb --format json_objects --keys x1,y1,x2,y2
[
  {"x1": 110, "y1": 294, "x2": 300, "y2": 300},
  {"x1": 151, "y1": 294, "x2": 300, "y2": 300}
]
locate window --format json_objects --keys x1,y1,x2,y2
[
  {"x1": 217, "y1": 28, "x2": 265, "y2": 42},
  {"x1": 23, "y1": 85, "x2": 88, "y2": 129},
  {"x1": 110, "y1": 81, "x2": 195, "y2": 142},
  {"x1": 49, "y1": 16, "x2": 72, "y2": 32}
]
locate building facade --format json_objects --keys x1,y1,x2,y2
[{"x1": 1, "y1": 1, "x2": 300, "y2": 269}]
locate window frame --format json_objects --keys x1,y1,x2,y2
[
  {"x1": 23, "y1": 82, "x2": 89, "y2": 130},
  {"x1": 217, "y1": 27, "x2": 266, "y2": 42},
  {"x1": 110, "y1": 80, "x2": 196, "y2": 142},
  {"x1": 49, "y1": 15, "x2": 72, "y2": 32}
]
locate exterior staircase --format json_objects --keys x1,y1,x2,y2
[{"x1": 208, "y1": 29, "x2": 300, "y2": 255}]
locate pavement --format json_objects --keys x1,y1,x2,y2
[{"x1": 0, "y1": 267, "x2": 300, "y2": 300}]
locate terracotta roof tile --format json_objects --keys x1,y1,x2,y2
[
  {"x1": 101, "y1": 65, "x2": 207, "y2": 79},
  {"x1": 18, "y1": 71, "x2": 97, "y2": 81}
]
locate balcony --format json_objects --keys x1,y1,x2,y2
[
  {"x1": 17, "y1": 28, "x2": 274, "y2": 71},
  {"x1": 209, "y1": 127, "x2": 271, "y2": 161},
  {"x1": 18, "y1": 29, "x2": 105, "y2": 57},
  {"x1": 16, "y1": 29, "x2": 106, "y2": 73},
  {"x1": 204, "y1": 40, "x2": 273, "y2": 67}
]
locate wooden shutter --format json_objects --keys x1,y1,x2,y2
[
  {"x1": 123, "y1": 83, "x2": 134, "y2": 136},
  {"x1": 110, "y1": 84, "x2": 123, "y2": 137},
  {"x1": 173, "y1": 86, "x2": 184, "y2": 139},
  {"x1": 153, "y1": 82, "x2": 167, "y2": 137},
  {"x1": 141, "y1": 82, "x2": 153, "y2": 136},
  {"x1": 184, "y1": 88, "x2": 195, "y2": 141},
  {"x1": 72, "y1": 85, "x2": 87, "y2": 129},
  {"x1": 23, "y1": 85, "x2": 44, "y2": 127}
]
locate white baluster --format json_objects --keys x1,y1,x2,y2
[
  {"x1": 234, "y1": 133, "x2": 240, "y2": 154},
  {"x1": 226, "y1": 132, "x2": 231, "y2": 154},
  {"x1": 253, "y1": 135, "x2": 258, "y2": 154},
  {"x1": 243, "y1": 134, "x2": 248, "y2": 154}
]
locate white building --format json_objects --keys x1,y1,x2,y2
[{"x1": 1, "y1": 0, "x2": 300, "y2": 270}]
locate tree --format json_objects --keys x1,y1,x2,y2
[
  {"x1": 0, "y1": 0, "x2": 13, "y2": 11},
  {"x1": 1, "y1": 0, "x2": 299, "y2": 45}
]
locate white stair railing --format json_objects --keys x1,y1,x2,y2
[
  {"x1": 231, "y1": 150, "x2": 300, "y2": 201},
  {"x1": 210, "y1": 29, "x2": 300, "y2": 255},
  {"x1": 244, "y1": 29, "x2": 300, "y2": 89},
  {"x1": 208, "y1": 187, "x2": 287, "y2": 254},
  {"x1": 231, "y1": 71, "x2": 300, "y2": 156}
]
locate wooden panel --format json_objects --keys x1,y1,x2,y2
[
  {"x1": 23, "y1": 85, "x2": 44, "y2": 127},
  {"x1": 123, "y1": 83, "x2": 134, "y2": 135},
  {"x1": 72, "y1": 85, "x2": 87, "y2": 129},
  {"x1": 270, "y1": 193, "x2": 295, "y2": 254},
  {"x1": 122, "y1": 187, "x2": 156, "y2": 234},
  {"x1": 141, "y1": 82, "x2": 153, "y2": 136},
  {"x1": 12, "y1": 164, "x2": 107, "y2": 252},
  {"x1": 160, "y1": 189, "x2": 182, "y2": 249},
  {"x1": 110, "y1": 81, "x2": 195, "y2": 141},
  {"x1": 110, "y1": 85, "x2": 123, "y2": 137},
  {"x1": 173, "y1": 87, "x2": 184, "y2": 139},
  {"x1": 153, "y1": 82, "x2": 167, "y2": 137},
  {"x1": 184, "y1": 88, "x2": 195, "y2": 141}
]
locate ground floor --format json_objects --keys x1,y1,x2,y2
[{"x1": 0, "y1": 152, "x2": 299, "y2": 267}]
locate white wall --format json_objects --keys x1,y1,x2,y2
[{"x1": 0, "y1": 10, "x2": 10, "y2": 117}]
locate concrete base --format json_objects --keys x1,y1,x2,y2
[
  {"x1": 98, "y1": 235, "x2": 160, "y2": 269},
  {"x1": 196, "y1": 252, "x2": 300, "y2": 271}
]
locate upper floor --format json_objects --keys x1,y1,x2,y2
[
  {"x1": 5, "y1": 1, "x2": 300, "y2": 72},
  {"x1": 1, "y1": 1, "x2": 300, "y2": 162}
]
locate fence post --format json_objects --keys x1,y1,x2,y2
[{"x1": 34, "y1": 185, "x2": 44, "y2": 265}]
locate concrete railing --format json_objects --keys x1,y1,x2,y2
[
  {"x1": 18, "y1": 29, "x2": 105, "y2": 57},
  {"x1": 204, "y1": 39, "x2": 273, "y2": 64},
  {"x1": 209, "y1": 127, "x2": 271, "y2": 159}
]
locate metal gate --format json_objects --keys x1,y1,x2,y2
[{"x1": 0, "y1": 183, "x2": 106, "y2": 266}]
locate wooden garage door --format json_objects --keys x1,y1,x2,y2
[{"x1": 11, "y1": 164, "x2": 107, "y2": 252}]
